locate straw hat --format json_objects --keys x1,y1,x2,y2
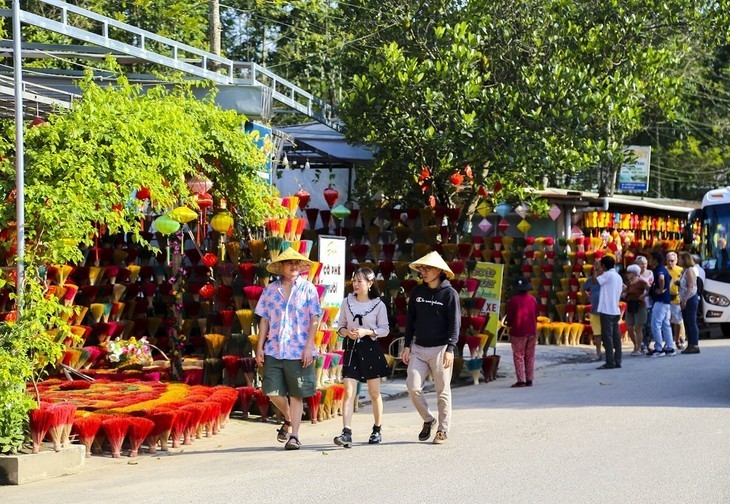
[
  {"x1": 409, "y1": 251, "x2": 454, "y2": 279},
  {"x1": 266, "y1": 247, "x2": 313, "y2": 276}
]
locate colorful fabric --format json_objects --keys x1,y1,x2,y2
[
  {"x1": 511, "y1": 334, "x2": 537, "y2": 383},
  {"x1": 255, "y1": 276, "x2": 322, "y2": 360}
]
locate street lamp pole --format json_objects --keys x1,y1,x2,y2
[{"x1": 13, "y1": 0, "x2": 25, "y2": 307}]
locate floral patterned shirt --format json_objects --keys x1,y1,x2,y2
[{"x1": 255, "y1": 276, "x2": 322, "y2": 360}]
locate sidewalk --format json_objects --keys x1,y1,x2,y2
[{"x1": 363, "y1": 342, "x2": 597, "y2": 404}]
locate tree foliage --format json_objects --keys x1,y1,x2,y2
[{"x1": 0, "y1": 69, "x2": 275, "y2": 453}]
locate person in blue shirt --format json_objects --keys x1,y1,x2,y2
[{"x1": 647, "y1": 251, "x2": 675, "y2": 357}]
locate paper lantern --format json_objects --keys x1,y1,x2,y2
[
  {"x1": 168, "y1": 206, "x2": 198, "y2": 224},
  {"x1": 211, "y1": 211, "x2": 234, "y2": 233},
  {"x1": 495, "y1": 202, "x2": 511, "y2": 218},
  {"x1": 201, "y1": 253, "x2": 219, "y2": 268},
  {"x1": 498, "y1": 218, "x2": 510, "y2": 233},
  {"x1": 323, "y1": 188, "x2": 339, "y2": 208},
  {"x1": 194, "y1": 192, "x2": 214, "y2": 209},
  {"x1": 331, "y1": 204, "x2": 351, "y2": 220},
  {"x1": 515, "y1": 202, "x2": 528, "y2": 219},
  {"x1": 154, "y1": 215, "x2": 180, "y2": 235},
  {"x1": 187, "y1": 174, "x2": 213, "y2": 194},
  {"x1": 478, "y1": 218, "x2": 492, "y2": 234},
  {"x1": 517, "y1": 219, "x2": 532, "y2": 234},
  {"x1": 548, "y1": 204, "x2": 561, "y2": 221},
  {"x1": 476, "y1": 201, "x2": 490, "y2": 217},
  {"x1": 136, "y1": 187, "x2": 150, "y2": 200},
  {"x1": 295, "y1": 188, "x2": 311, "y2": 210}
]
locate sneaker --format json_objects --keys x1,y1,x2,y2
[
  {"x1": 334, "y1": 428, "x2": 352, "y2": 448},
  {"x1": 663, "y1": 348, "x2": 677, "y2": 357},
  {"x1": 368, "y1": 429, "x2": 382, "y2": 444},
  {"x1": 647, "y1": 349, "x2": 665, "y2": 357},
  {"x1": 525, "y1": 380, "x2": 533, "y2": 387},
  {"x1": 682, "y1": 346, "x2": 700, "y2": 354},
  {"x1": 432, "y1": 431, "x2": 448, "y2": 444},
  {"x1": 418, "y1": 419, "x2": 436, "y2": 442}
]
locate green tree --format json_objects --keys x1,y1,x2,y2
[{"x1": 0, "y1": 70, "x2": 277, "y2": 453}]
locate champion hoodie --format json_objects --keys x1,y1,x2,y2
[{"x1": 404, "y1": 279, "x2": 461, "y2": 352}]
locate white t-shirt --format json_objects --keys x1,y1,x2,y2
[{"x1": 596, "y1": 269, "x2": 623, "y2": 316}]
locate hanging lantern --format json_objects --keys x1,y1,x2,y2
[
  {"x1": 211, "y1": 211, "x2": 234, "y2": 233},
  {"x1": 515, "y1": 202, "x2": 528, "y2": 219},
  {"x1": 187, "y1": 174, "x2": 213, "y2": 194},
  {"x1": 323, "y1": 187, "x2": 339, "y2": 208},
  {"x1": 331, "y1": 204, "x2": 351, "y2": 221},
  {"x1": 168, "y1": 206, "x2": 198, "y2": 224},
  {"x1": 548, "y1": 204, "x2": 561, "y2": 221},
  {"x1": 495, "y1": 202, "x2": 511, "y2": 218},
  {"x1": 295, "y1": 188, "x2": 311, "y2": 210},
  {"x1": 498, "y1": 218, "x2": 510, "y2": 233},
  {"x1": 154, "y1": 215, "x2": 180, "y2": 235},
  {"x1": 478, "y1": 218, "x2": 492, "y2": 234},
  {"x1": 194, "y1": 192, "x2": 214, "y2": 209},
  {"x1": 201, "y1": 253, "x2": 219, "y2": 268},
  {"x1": 517, "y1": 219, "x2": 532, "y2": 234},
  {"x1": 476, "y1": 201, "x2": 490, "y2": 218},
  {"x1": 136, "y1": 187, "x2": 151, "y2": 200}
]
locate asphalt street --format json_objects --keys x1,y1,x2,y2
[{"x1": 5, "y1": 337, "x2": 730, "y2": 504}]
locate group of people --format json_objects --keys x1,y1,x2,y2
[
  {"x1": 254, "y1": 248, "x2": 459, "y2": 450},
  {"x1": 582, "y1": 250, "x2": 702, "y2": 370},
  {"x1": 249, "y1": 242, "x2": 704, "y2": 449}
]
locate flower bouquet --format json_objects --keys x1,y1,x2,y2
[{"x1": 106, "y1": 336, "x2": 153, "y2": 370}]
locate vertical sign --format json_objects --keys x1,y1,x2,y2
[
  {"x1": 618, "y1": 145, "x2": 651, "y2": 192},
  {"x1": 318, "y1": 235, "x2": 347, "y2": 314},
  {"x1": 471, "y1": 262, "x2": 505, "y2": 346}
]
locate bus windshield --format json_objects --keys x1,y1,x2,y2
[{"x1": 702, "y1": 203, "x2": 730, "y2": 272}]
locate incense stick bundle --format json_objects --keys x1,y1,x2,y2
[
  {"x1": 236, "y1": 386, "x2": 255, "y2": 419},
  {"x1": 101, "y1": 417, "x2": 131, "y2": 459},
  {"x1": 28, "y1": 405, "x2": 54, "y2": 454},
  {"x1": 127, "y1": 418, "x2": 154, "y2": 457},
  {"x1": 71, "y1": 414, "x2": 102, "y2": 458}
]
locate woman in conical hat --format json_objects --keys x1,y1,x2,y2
[
  {"x1": 402, "y1": 250, "x2": 460, "y2": 445},
  {"x1": 256, "y1": 244, "x2": 321, "y2": 451},
  {"x1": 408, "y1": 251, "x2": 454, "y2": 279}
]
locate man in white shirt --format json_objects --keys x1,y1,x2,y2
[{"x1": 596, "y1": 255, "x2": 625, "y2": 369}]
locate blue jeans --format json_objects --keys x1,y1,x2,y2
[
  {"x1": 682, "y1": 294, "x2": 700, "y2": 347},
  {"x1": 651, "y1": 302, "x2": 674, "y2": 351}
]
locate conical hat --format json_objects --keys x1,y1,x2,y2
[
  {"x1": 266, "y1": 247, "x2": 314, "y2": 276},
  {"x1": 409, "y1": 251, "x2": 454, "y2": 279}
]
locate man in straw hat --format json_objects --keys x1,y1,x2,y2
[
  {"x1": 403, "y1": 251, "x2": 460, "y2": 444},
  {"x1": 255, "y1": 247, "x2": 322, "y2": 450}
]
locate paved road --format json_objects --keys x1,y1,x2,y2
[{"x1": 6, "y1": 339, "x2": 730, "y2": 504}]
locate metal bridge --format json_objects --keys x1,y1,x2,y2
[{"x1": 0, "y1": 0, "x2": 337, "y2": 128}]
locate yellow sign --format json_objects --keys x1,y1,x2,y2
[{"x1": 471, "y1": 262, "x2": 505, "y2": 346}]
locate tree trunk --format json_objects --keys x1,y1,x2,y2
[{"x1": 209, "y1": 0, "x2": 221, "y2": 68}]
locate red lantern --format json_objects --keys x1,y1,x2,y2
[
  {"x1": 199, "y1": 284, "x2": 216, "y2": 300},
  {"x1": 323, "y1": 187, "x2": 339, "y2": 208},
  {"x1": 201, "y1": 253, "x2": 219, "y2": 268},
  {"x1": 195, "y1": 192, "x2": 213, "y2": 209},
  {"x1": 295, "y1": 188, "x2": 311, "y2": 210},
  {"x1": 136, "y1": 187, "x2": 150, "y2": 200}
]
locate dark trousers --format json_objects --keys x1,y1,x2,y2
[
  {"x1": 600, "y1": 313, "x2": 622, "y2": 367},
  {"x1": 682, "y1": 295, "x2": 700, "y2": 347}
]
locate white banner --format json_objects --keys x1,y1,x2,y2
[{"x1": 317, "y1": 235, "x2": 347, "y2": 311}]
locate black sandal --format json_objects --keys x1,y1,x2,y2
[
  {"x1": 284, "y1": 435, "x2": 301, "y2": 450},
  {"x1": 276, "y1": 420, "x2": 291, "y2": 443}
]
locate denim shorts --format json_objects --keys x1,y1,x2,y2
[{"x1": 262, "y1": 356, "x2": 316, "y2": 398}]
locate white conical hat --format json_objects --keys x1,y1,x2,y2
[{"x1": 409, "y1": 251, "x2": 454, "y2": 279}]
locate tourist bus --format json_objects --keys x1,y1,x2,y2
[{"x1": 691, "y1": 187, "x2": 730, "y2": 337}]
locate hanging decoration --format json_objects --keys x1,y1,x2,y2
[
  {"x1": 323, "y1": 187, "x2": 339, "y2": 209},
  {"x1": 517, "y1": 219, "x2": 532, "y2": 234},
  {"x1": 498, "y1": 218, "x2": 510, "y2": 234},
  {"x1": 515, "y1": 202, "x2": 528, "y2": 219},
  {"x1": 548, "y1": 204, "x2": 562, "y2": 221},
  {"x1": 495, "y1": 202, "x2": 511, "y2": 218},
  {"x1": 478, "y1": 218, "x2": 492, "y2": 234}
]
